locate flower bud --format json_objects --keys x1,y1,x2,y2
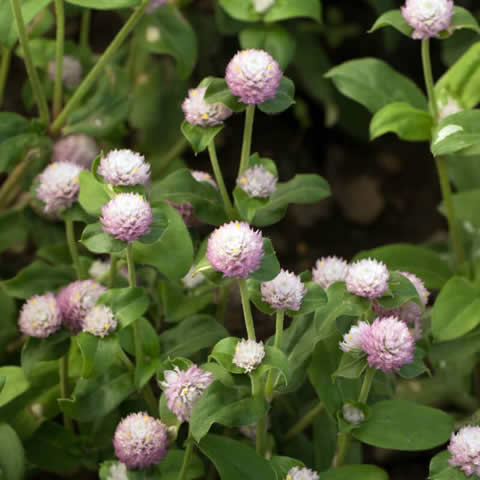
[
  {"x1": 52, "y1": 134, "x2": 98, "y2": 169},
  {"x1": 345, "y1": 258, "x2": 389, "y2": 299},
  {"x1": 254, "y1": 0, "x2": 275, "y2": 13},
  {"x1": 233, "y1": 339, "x2": 265, "y2": 373},
  {"x1": 312, "y1": 256, "x2": 349, "y2": 289},
  {"x1": 98, "y1": 149, "x2": 151, "y2": 186},
  {"x1": 191, "y1": 170, "x2": 218, "y2": 189},
  {"x1": 48, "y1": 55, "x2": 83, "y2": 89},
  {"x1": 82, "y1": 305, "x2": 117, "y2": 337},
  {"x1": 182, "y1": 87, "x2": 232, "y2": 127},
  {"x1": 342, "y1": 404, "x2": 365, "y2": 425},
  {"x1": 285, "y1": 467, "x2": 320, "y2": 480},
  {"x1": 448, "y1": 425, "x2": 480, "y2": 477},
  {"x1": 18, "y1": 293, "x2": 62, "y2": 338},
  {"x1": 237, "y1": 165, "x2": 278, "y2": 198},
  {"x1": 261, "y1": 269, "x2": 306, "y2": 311}
]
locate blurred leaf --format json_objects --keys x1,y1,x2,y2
[
  {"x1": 75, "y1": 333, "x2": 120, "y2": 378},
  {"x1": 218, "y1": 0, "x2": 261, "y2": 22},
  {"x1": 264, "y1": 0, "x2": 321, "y2": 23},
  {"x1": 322, "y1": 465, "x2": 388, "y2": 480},
  {"x1": 0, "y1": 367, "x2": 29, "y2": 408},
  {"x1": 429, "y1": 450, "x2": 469, "y2": 480},
  {"x1": 0, "y1": 209, "x2": 28, "y2": 254},
  {"x1": 0, "y1": 423, "x2": 25, "y2": 480}
]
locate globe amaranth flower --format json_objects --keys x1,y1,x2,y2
[
  {"x1": 448, "y1": 425, "x2": 480, "y2": 477},
  {"x1": 254, "y1": 0, "x2": 275, "y2": 13},
  {"x1": 285, "y1": 467, "x2": 320, "y2": 480},
  {"x1": 261, "y1": 269, "x2": 306, "y2": 311},
  {"x1": 160, "y1": 365, "x2": 213, "y2": 422},
  {"x1": 146, "y1": 0, "x2": 167, "y2": 13},
  {"x1": 82, "y1": 305, "x2": 117, "y2": 337},
  {"x1": 113, "y1": 412, "x2": 168, "y2": 469},
  {"x1": 18, "y1": 293, "x2": 62, "y2": 338},
  {"x1": 342, "y1": 404, "x2": 365, "y2": 425},
  {"x1": 191, "y1": 170, "x2": 218, "y2": 190},
  {"x1": 233, "y1": 339, "x2": 265, "y2": 373},
  {"x1": 345, "y1": 258, "x2": 389, "y2": 299},
  {"x1": 237, "y1": 165, "x2": 278, "y2": 198},
  {"x1": 101, "y1": 193, "x2": 153, "y2": 243},
  {"x1": 48, "y1": 55, "x2": 83, "y2": 89},
  {"x1": 57, "y1": 280, "x2": 106, "y2": 333},
  {"x1": 166, "y1": 201, "x2": 194, "y2": 227},
  {"x1": 182, "y1": 87, "x2": 232, "y2": 127},
  {"x1": 107, "y1": 462, "x2": 128, "y2": 480},
  {"x1": 206, "y1": 221, "x2": 264, "y2": 278},
  {"x1": 182, "y1": 266, "x2": 205, "y2": 289},
  {"x1": 225, "y1": 49, "x2": 283, "y2": 105},
  {"x1": 312, "y1": 256, "x2": 349, "y2": 290},
  {"x1": 339, "y1": 321, "x2": 370, "y2": 353},
  {"x1": 98, "y1": 149, "x2": 151, "y2": 186},
  {"x1": 360, "y1": 316, "x2": 415, "y2": 373},
  {"x1": 52, "y1": 134, "x2": 98, "y2": 169},
  {"x1": 401, "y1": 0, "x2": 454, "y2": 40},
  {"x1": 36, "y1": 161, "x2": 85, "y2": 214}
]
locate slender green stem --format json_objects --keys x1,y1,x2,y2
[
  {"x1": 9, "y1": 0, "x2": 49, "y2": 125},
  {"x1": 208, "y1": 141, "x2": 234, "y2": 219},
  {"x1": 358, "y1": 367, "x2": 376, "y2": 403},
  {"x1": 53, "y1": 0, "x2": 65, "y2": 118},
  {"x1": 65, "y1": 219, "x2": 86, "y2": 280},
  {"x1": 238, "y1": 105, "x2": 255, "y2": 175},
  {"x1": 283, "y1": 402, "x2": 325, "y2": 441},
  {"x1": 0, "y1": 47, "x2": 12, "y2": 108},
  {"x1": 0, "y1": 157, "x2": 29, "y2": 209},
  {"x1": 265, "y1": 310, "x2": 285, "y2": 401},
  {"x1": 126, "y1": 244, "x2": 137, "y2": 288},
  {"x1": 238, "y1": 278, "x2": 256, "y2": 340},
  {"x1": 256, "y1": 415, "x2": 267, "y2": 456},
  {"x1": 421, "y1": 39, "x2": 465, "y2": 268},
  {"x1": 215, "y1": 284, "x2": 230, "y2": 324},
  {"x1": 80, "y1": 9, "x2": 91, "y2": 52},
  {"x1": 109, "y1": 253, "x2": 118, "y2": 288},
  {"x1": 118, "y1": 347, "x2": 134, "y2": 373},
  {"x1": 59, "y1": 355, "x2": 73, "y2": 431},
  {"x1": 178, "y1": 432, "x2": 194, "y2": 480},
  {"x1": 50, "y1": 0, "x2": 149, "y2": 133}
]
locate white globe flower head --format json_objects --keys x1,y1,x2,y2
[
  {"x1": 233, "y1": 339, "x2": 265, "y2": 373},
  {"x1": 312, "y1": 256, "x2": 349, "y2": 289},
  {"x1": 98, "y1": 149, "x2": 151, "y2": 186},
  {"x1": 254, "y1": 0, "x2": 275, "y2": 13},
  {"x1": 339, "y1": 321, "x2": 370, "y2": 353},
  {"x1": 342, "y1": 404, "x2": 365, "y2": 425},
  {"x1": 401, "y1": 0, "x2": 454, "y2": 40},
  {"x1": 107, "y1": 462, "x2": 128, "y2": 480},
  {"x1": 285, "y1": 467, "x2": 320, "y2": 480}
]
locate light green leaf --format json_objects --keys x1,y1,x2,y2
[
  {"x1": 369, "y1": 9, "x2": 412, "y2": 37},
  {"x1": 264, "y1": 0, "x2": 321, "y2": 23},
  {"x1": 0, "y1": 367, "x2": 29, "y2": 408},
  {"x1": 80, "y1": 222, "x2": 126, "y2": 254},
  {"x1": 202, "y1": 77, "x2": 245, "y2": 112},
  {"x1": 321, "y1": 465, "x2": 388, "y2": 480},
  {"x1": 75, "y1": 333, "x2": 120, "y2": 378},
  {"x1": 0, "y1": 423, "x2": 25, "y2": 480},
  {"x1": 65, "y1": 0, "x2": 140, "y2": 9},
  {"x1": 181, "y1": 121, "x2": 223, "y2": 156},
  {"x1": 250, "y1": 238, "x2": 281, "y2": 282},
  {"x1": 78, "y1": 171, "x2": 111, "y2": 217}
]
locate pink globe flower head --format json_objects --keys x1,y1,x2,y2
[
  {"x1": 225, "y1": 49, "x2": 283, "y2": 105},
  {"x1": 160, "y1": 365, "x2": 213, "y2": 422},
  {"x1": 346, "y1": 258, "x2": 389, "y2": 299},
  {"x1": 401, "y1": 0, "x2": 454, "y2": 40},
  {"x1": 312, "y1": 256, "x2": 349, "y2": 289},
  {"x1": 166, "y1": 201, "x2": 194, "y2": 227},
  {"x1": 82, "y1": 305, "x2": 117, "y2": 337},
  {"x1": 448, "y1": 425, "x2": 480, "y2": 477},
  {"x1": 57, "y1": 280, "x2": 106, "y2": 333},
  {"x1": 101, "y1": 193, "x2": 153, "y2": 243},
  {"x1": 113, "y1": 412, "x2": 168, "y2": 469},
  {"x1": 191, "y1": 170, "x2": 218, "y2": 190},
  {"x1": 339, "y1": 321, "x2": 371, "y2": 353},
  {"x1": 285, "y1": 467, "x2": 320, "y2": 480},
  {"x1": 206, "y1": 221, "x2": 264, "y2": 279},
  {"x1": 36, "y1": 161, "x2": 85, "y2": 214},
  {"x1": 52, "y1": 134, "x2": 99, "y2": 169},
  {"x1": 360, "y1": 316, "x2": 415, "y2": 373},
  {"x1": 237, "y1": 165, "x2": 278, "y2": 198},
  {"x1": 107, "y1": 462, "x2": 128, "y2": 480},
  {"x1": 261, "y1": 269, "x2": 306, "y2": 311},
  {"x1": 48, "y1": 55, "x2": 83, "y2": 89},
  {"x1": 233, "y1": 339, "x2": 265, "y2": 373},
  {"x1": 146, "y1": 0, "x2": 167, "y2": 13},
  {"x1": 182, "y1": 87, "x2": 232, "y2": 127},
  {"x1": 98, "y1": 149, "x2": 150, "y2": 187},
  {"x1": 18, "y1": 293, "x2": 62, "y2": 338}
]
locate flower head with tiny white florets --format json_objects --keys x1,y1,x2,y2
[
  {"x1": 401, "y1": 0, "x2": 454, "y2": 40},
  {"x1": 107, "y1": 462, "x2": 128, "y2": 480},
  {"x1": 160, "y1": 365, "x2": 213, "y2": 422},
  {"x1": 18, "y1": 293, "x2": 62, "y2": 338},
  {"x1": 346, "y1": 258, "x2": 389, "y2": 299},
  {"x1": 285, "y1": 466, "x2": 320, "y2": 480},
  {"x1": 52, "y1": 134, "x2": 98, "y2": 169},
  {"x1": 226, "y1": 49, "x2": 283, "y2": 105},
  {"x1": 101, "y1": 193, "x2": 153, "y2": 243},
  {"x1": 82, "y1": 305, "x2": 117, "y2": 337},
  {"x1": 312, "y1": 256, "x2": 349, "y2": 290},
  {"x1": 113, "y1": 412, "x2": 168, "y2": 469},
  {"x1": 191, "y1": 170, "x2": 218, "y2": 190},
  {"x1": 48, "y1": 55, "x2": 83, "y2": 89},
  {"x1": 36, "y1": 161, "x2": 85, "y2": 214},
  {"x1": 261, "y1": 269, "x2": 306, "y2": 311},
  {"x1": 233, "y1": 339, "x2": 265, "y2": 373},
  {"x1": 448, "y1": 425, "x2": 480, "y2": 477},
  {"x1": 98, "y1": 149, "x2": 151, "y2": 186},
  {"x1": 237, "y1": 165, "x2": 278, "y2": 198},
  {"x1": 254, "y1": 0, "x2": 275, "y2": 13},
  {"x1": 207, "y1": 221, "x2": 264, "y2": 278},
  {"x1": 339, "y1": 321, "x2": 371, "y2": 353},
  {"x1": 343, "y1": 404, "x2": 365, "y2": 425},
  {"x1": 182, "y1": 87, "x2": 232, "y2": 127}
]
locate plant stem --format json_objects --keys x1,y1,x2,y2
[
  {"x1": 238, "y1": 278, "x2": 256, "y2": 341},
  {"x1": 53, "y1": 0, "x2": 65, "y2": 119},
  {"x1": 333, "y1": 368, "x2": 376, "y2": 467},
  {"x1": 215, "y1": 284, "x2": 230, "y2": 324},
  {"x1": 9, "y1": 0, "x2": 49, "y2": 125},
  {"x1": 256, "y1": 415, "x2": 267, "y2": 456},
  {"x1": 50, "y1": 0, "x2": 149, "y2": 133},
  {"x1": 0, "y1": 46, "x2": 12, "y2": 108},
  {"x1": 283, "y1": 402, "x2": 324, "y2": 441},
  {"x1": 178, "y1": 432, "x2": 194, "y2": 480},
  {"x1": 265, "y1": 310, "x2": 284, "y2": 401},
  {"x1": 421, "y1": 39, "x2": 465, "y2": 268},
  {"x1": 0, "y1": 157, "x2": 29, "y2": 210},
  {"x1": 59, "y1": 354, "x2": 73, "y2": 431},
  {"x1": 109, "y1": 253, "x2": 118, "y2": 288},
  {"x1": 80, "y1": 9, "x2": 91, "y2": 52},
  {"x1": 65, "y1": 219, "x2": 86, "y2": 280},
  {"x1": 208, "y1": 140, "x2": 234, "y2": 219},
  {"x1": 238, "y1": 105, "x2": 255, "y2": 175}
]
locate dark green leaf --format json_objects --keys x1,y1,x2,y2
[
  {"x1": 258, "y1": 77, "x2": 295, "y2": 115},
  {"x1": 78, "y1": 170, "x2": 111, "y2": 216},
  {"x1": 250, "y1": 238, "x2": 281, "y2": 282},
  {"x1": 321, "y1": 465, "x2": 388, "y2": 480},
  {"x1": 369, "y1": 10, "x2": 412, "y2": 36},
  {"x1": 332, "y1": 352, "x2": 367, "y2": 380},
  {"x1": 398, "y1": 347, "x2": 429, "y2": 379},
  {"x1": 181, "y1": 121, "x2": 223, "y2": 155},
  {"x1": 80, "y1": 222, "x2": 126, "y2": 254},
  {"x1": 376, "y1": 271, "x2": 421, "y2": 310},
  {"x1": 264, "y1": 0, "x2": 321, "y2": 23},
  {"x1": 202, "y1": 77, "x2": 246, "y2": 112},
  {"x1": 75, "y1": 333, "x2": 120, "y2": 378},
  {"x1": 0, "y1": 423, "x2": 25, "y2": 480},
  {"x1": 0, "y1": 209, "x2": 28, "y2": 254}
]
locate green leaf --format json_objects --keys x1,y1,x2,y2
[
  {"x1": 447, "y1": 189, "x2": 480, "y2": 228},
  {"x1": 142, "y1": 6, "x2": 197, "y2": 78},
  {"x1": 354, "y1": 243, "x2": 452, "y2": 290},
  {"x1": 0, "y1": 367, "x2": 29, "y2": 408},
  {"x1": 250, "y1": 238, "x2": 281, "y2": 282},
  {"x1": 250, "y1": 345, "x2": 291, "y2": 388},
  {"x1": 398, "y1": 347, "x2": 429, "y2": 379},
  {"x1": 0, "y1": 133, "x2": 51, "y2": 173},
  {"x1": 80, "y1": 222, "x2": 126, "y2": 254},
  {"x1": 369, "y1": 10, "x2": 412, "y2": 37},
  {"x1": 352, "y1": 400, "x2": 453, "y2": 451},
  {"x1": 239, "y1": 25, "x2": 296, "y2": 70},
  {"x1": 376, "y1": 271, "x2": 421, "y2": 310},
  {"x1": 264, "y1": 0, "x2": 321, "y2": 23},
  {"x1": 218, "y1": 0, "x2": 261, "y2": 22},
  {"x1": 181, "y1": 121, "x2": 223, "y2": 155},
  {"x1": 21, "y1": 331, "x2": 71, "y2": 378},
  {"x1": 252, "y1": 174, "x2": 331, "y2": 226},
  {"x1": 78, "y1": 171, "x2": 111, "y2": 216},
  {"x1": 202, "y1": 77, "x2": 245, "y2": 112},
  {"x1": 0, "y1": 209, "x2": 28, "y2": 254},
  {"x1": 432, "y1": 276, "x2": 480, "y2": 341},
  {"x1": 258, "y1": 77, "x2": 295, "y2": 115},
  {"x1": 0, "y1": 423, "x2": 25, "y2": 480},
  {"x1": 198, "y1": 434, "x2": 276, "y2": 480},
  {"x1": 429, "y1": 450, "x2": 469, "y2": 480},
  {"x1": 209, "y1": 337, "x2": 244, "y2": 373},
  {"x1": 446, "y1": 7, "x2": 480, "y2": 36},
  {"x1": 431, "y1": 111, "x2": 480, "y2": 157},
  {"x1": 370, "y1": 102, "x2": 433, "y2": 141},
  {"x1": 65, "y1": 0, "x2": 140, "y2": 9},
  {"x1": 321, "y1": 465, "x2": 388, "y2": 480},
  {"x1": 332, "y1": 352, "x2": 367, "y2": 380},
  {"x1": 75, "y1": 333, "x2": 120, "y2": 378},
  {"x1": 2, "y1": 261, "x2": 76, "y2": 299},
  {"x1": 326, "y1": 58, "x2": 428, "y2": 113},
  {"x1": 269, "y1": 456, "x2": 304, "y2": 480},
  {"x1": 0, "y1": 113, "x2": 30, "y2": 142},
  {"x1": 190, "y1": 381, "x2": 268, "y2": 442}
]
